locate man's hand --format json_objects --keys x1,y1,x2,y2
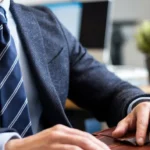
[
  {"x1": 112, "y1": 102, "x2": 150, "y2": 146},
  {"x1": 5, "y1": 124, "x2": 110, "y2": 150}
]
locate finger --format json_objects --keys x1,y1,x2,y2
[
  {"x1": 53, "y1": 125, "x2": 110, "y2": 150},
  {"x1": 66, "y1": 128, "x2": 109, "y2": 149},
  {"x1": 52, "y1": 144, "x2": 107, "y2": 150},
  {"x1": 112, "y1": 115, "x2": 132, "y2": 138},
  {"x1": 55, "y1": 132, "x2": 110, "y2": 150},
  {"x1": 113, "y1": 112, "x2": 137, "y2": 138},
  {"x1": 51, "y1": 144, "x2": 83, "y2": 150},
  {"x1": 136, "y1": 105, "x2": 150, "y2": 146}
]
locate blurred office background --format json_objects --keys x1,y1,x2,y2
[{"x1": 14, "y1": 0, "x2": 150, "y2": 132}]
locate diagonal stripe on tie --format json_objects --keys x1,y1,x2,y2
[
  {"x1": 1, "y1": 77, "x2": 23, "y2": 115},
  {"x1": 0, "y1": 56, "x2": 18, "y2": 89},
  {"x1": 21, "y1": 121, "x2": 32, "y2": 137},
  {"x1": 0, "y1": 6, "x2": 33, "y2": 137},
  {"x1": 0, "y1": 24, "x2": 3, "y2": 30},
  {"x1": 8, "y1": 98, "x2": 28, "y2": 128},
  {"x1": 0, "y1": 39, "x2": 11, "y2": 60}
]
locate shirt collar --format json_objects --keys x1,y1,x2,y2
[{"x1": 0, "y1": 0, "x2": 10, "y2": 15}]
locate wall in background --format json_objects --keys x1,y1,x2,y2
[
  {"x1": 112, "y1": 0, "x2": 150, "y2": 21},
  {"x1": 112, "y1": 0, "x2": 150, "y2": 67}
]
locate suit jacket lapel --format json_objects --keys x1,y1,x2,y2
[{"x1": 10, "y1": 1, "x2": 71, "y2": 127}]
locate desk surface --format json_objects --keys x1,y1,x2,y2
[
  {"x1": 65, "y1": 86, "x2": 150, "y2": 109},
  {"x1": 65, "y1": 99, "x2": 80, "y2": 109},
  {"x1": 140, "y1": 86, "x2": 150, "y2": 93}
]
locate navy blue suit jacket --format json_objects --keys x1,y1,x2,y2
[{"x1": 0, "y1": 1, "x2": 149, "y2": 134}]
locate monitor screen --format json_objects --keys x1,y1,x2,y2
[{"x1": 43, "y1": 1, "x2": 110, "y2": 49}]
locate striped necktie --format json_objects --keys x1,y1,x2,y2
[{"x1": 0, "y1": 7, "x2": 33, "y2": 137}]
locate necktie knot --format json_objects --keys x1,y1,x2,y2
[{"x1": 0, "y1": 7, "x2": 7, "y2": 24}]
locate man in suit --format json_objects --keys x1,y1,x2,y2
[{"x1": 0, "y1": 0, "x2": 150, "y2": 150}]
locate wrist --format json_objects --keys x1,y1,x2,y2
[{"x1": 5, "y1": 139, "x2": 24, "y2": 150}]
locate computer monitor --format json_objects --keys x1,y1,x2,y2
[{"x1": 43, "y1": 0, "x2": 112, "y2": 49}]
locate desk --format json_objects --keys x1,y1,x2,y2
[
  {"x1": 140, "y1": 86, "x2": 150, "y2": 93},
  {"x1": 65, "y1": 99, "x2": 80, "y2": 109},
  {"x1": 65, "y1": 86, "x2": 150, "y2": 109}
]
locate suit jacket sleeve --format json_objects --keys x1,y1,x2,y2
[
  {"x1": 56, "y1": 17, "x2": 150, "y2": 127},
  {"x1": 0, "y1": 128, "x2": 17, "y2": 133}
]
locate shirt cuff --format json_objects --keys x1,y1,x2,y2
[
  {"x1": 0, "y1": 132, "x2": 21, "y2": 150},
  {"x1": 127, "y1": 97, "x2": 150, "y2": 114}
]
